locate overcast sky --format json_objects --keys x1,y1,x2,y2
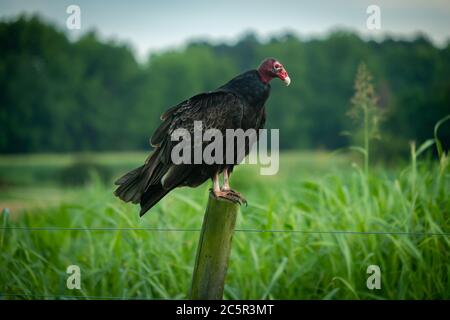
[{"x1": 1, "y1": 0, "x2": 450, "y2": 59}]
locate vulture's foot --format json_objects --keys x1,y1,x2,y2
[{"x1": 211, "y1": 189, "x2": 247, "y2": 206}]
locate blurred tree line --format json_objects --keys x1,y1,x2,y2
[{"x1": 0, "y1": 16, "x2": 449, "y2": 157}]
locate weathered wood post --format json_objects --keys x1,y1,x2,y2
[
  {"x1": 1, "y1": 208, "x2": 10, "y2": 248},
  {"x1": 190, "y1": 192, "x2": 240, "y2": 300}
]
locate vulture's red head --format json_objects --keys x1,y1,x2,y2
[{"x1": 257, "y1": 58, "x2": 291, "y2": 86}]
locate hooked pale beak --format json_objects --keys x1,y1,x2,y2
[{"x1": 278, "y1": 69, "x2": 291, "y2": 86}]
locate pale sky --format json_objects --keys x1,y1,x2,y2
[{"x1": 1, "y1": 0, "x2": 450, "y2": 60}]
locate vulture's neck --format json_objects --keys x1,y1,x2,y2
[{"x1": 257, "y1": 69, "x2": 272, "y2": 84}]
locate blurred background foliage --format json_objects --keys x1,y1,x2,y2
[
  {"x1": 1, "y1": 15, "x2": 449, "y2": 159},
  {"x1": 0, "y1": 14, "x2": 449, "y2": 300}
]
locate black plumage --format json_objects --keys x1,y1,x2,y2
[{"x1": 114, "y1": 58, "x2": 290, "y2": 216}]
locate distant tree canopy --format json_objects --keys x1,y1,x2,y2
[{"x1": 1, "y1": 16, "x2": 449, "y2": 155}]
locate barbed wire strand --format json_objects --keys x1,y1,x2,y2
[{"x1": 0, "y1": 226, "x2": 448, "y2": 236}]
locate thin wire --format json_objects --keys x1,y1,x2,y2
[
  {"x1": 0, "y1": 226, "x2": 449, "y2": 236},
  {"x1": 0, "y1": 226, "x2": 200, "y2": 232},
  {"x1": 239, "y1": 229, "x2": 450, "y2": 236},
  {"x1": 0, "y1": 292, "x2": 153, "y2": 300}
]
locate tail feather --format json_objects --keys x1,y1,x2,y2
[
  {"x1": 114, "y1": 148, "x2": 175, "y2": 215},
  {"x1": 114, "y1": 165, "x2": 145, "y2": 203},
  {"x1": 139, "y1": 184, "x2": 173, "y2": 216}
]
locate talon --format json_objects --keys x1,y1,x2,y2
[
  {"x1": 211, "y1": 169, "x2": 247, "y2": 206},
  {"x1": 211, "y1": 189, "x2": 247, "y2": 206},
  {"x1": 228, "y1": 189, "x2": 247, "y2": 206}
]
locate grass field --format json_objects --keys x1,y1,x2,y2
[{"x1": 0, "y1": 150, "x2": 449, "y2": 299}]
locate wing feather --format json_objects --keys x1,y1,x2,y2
[{"x1": 150, "y1": 91, "x2": 244, "y2": 151}]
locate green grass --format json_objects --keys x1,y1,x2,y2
[{"x1": 0, "y1": 151, "x2": 449, "y2": 299}]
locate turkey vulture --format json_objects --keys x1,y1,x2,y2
[{"x1": 114, "y1": 58, "x2": 290, "y2": 216}]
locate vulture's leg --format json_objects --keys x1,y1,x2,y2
[
  {"x1": 222, "y1": 167, "x2": 230, "y2": 191},
  {"x1": 211, "y1": 172, "x2": 228, "y2": 198},
  {"x1": 213, "y1": 168, "x2": 247, "y2": 206},
  {"x1": 213, "y1": 172, "x2": 221, "y2": 193},
  {"x1": 211, "y1": 170, "x2": 245, "y2": 205}
]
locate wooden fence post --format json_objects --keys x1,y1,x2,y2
[
  {"x1": 1, "y1": 208, "x2": 10, "y2": 248},
  {"x1": 190, "y1": 192, "x2": 240, "y2": 300}
]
